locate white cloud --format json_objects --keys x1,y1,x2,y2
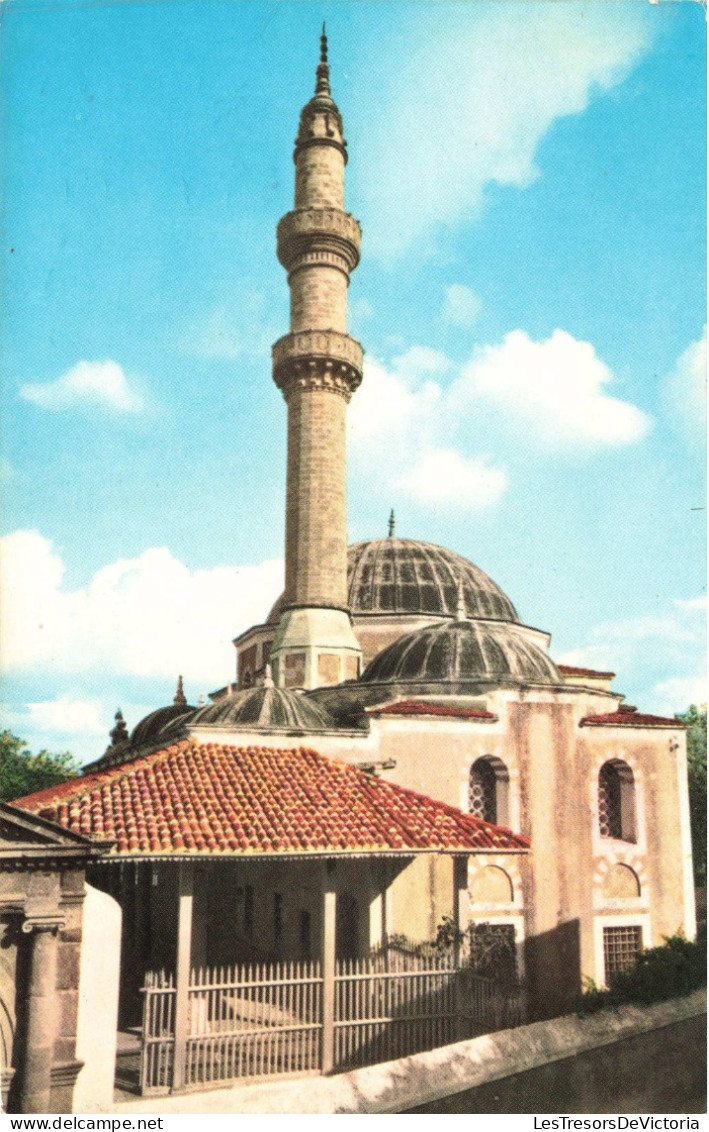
[
  {"x1": 348, "y1": 356, "x2": 443, "y2": 447},
  {"x1": 456, "y1": 329, "x2": 651, "y2": 448},
  {"x1": 395, "y1": 449, "x2": 507, "y2": 509},
  {"x1": 441, "y1": 285, "x2": 482, "y2": 328},
  {"x1": 652, "y1": 677, "x2": 706, "y2": 717},
  {"x1": 23, "y1": 695, "x2": 107, "y2": 737},
  {"x1": 674, "y1": 595, "x2": 707, "y2": 612},
  {"x1": 349, "y1": 326, "x2": 647, "y2": 511},
  {"x1": 0, "y1": 530, "x2": 284, "y2": 686},
  {"x1": 349, "y1": 355, "x2": 506, "y2": 512},
  {"x1": 558, "y1": 599, "x2": 705, "y2": 715},
  {"x1": 661, "y1": 326, "x2": 706, "y2": 447},
  {"x1": 359, "y1": 4, "x2": 653, "y2": 257},
  {"x1": 19, "y1": 360, "x2": 143, "y2": 413}
]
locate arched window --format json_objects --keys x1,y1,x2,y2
[
  {"x1": 469, "y1": 757, "x2": 509, "y2": 825},
  {"x1": 598, "y1": 760, "x2": 636, "y2": 842}
]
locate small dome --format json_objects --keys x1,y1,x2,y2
[
  {"x1": 267, "y1": 538, "x2": 518, "y2": 624},
  {"x1": 360, "y1": 620, "x2": 560, "y2": 688},
  {"x1": 130, "y1": 703, "x2": 196, "y2": 748},
  {"x1": 190, "y1": 685, "x2": 333, "y2": 732}
]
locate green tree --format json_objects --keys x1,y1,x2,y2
[
  {"x1": 676, "y1": 705, "x2": 707, "y2": 887},
  {"x1": 0, "y1": 730, "x2": 80, "y2": 803}
]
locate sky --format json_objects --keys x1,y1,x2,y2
[{"x1": 0, "y1": 0, "x2": 705, "y2": 764}]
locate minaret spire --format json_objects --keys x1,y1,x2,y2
[
  {"x1": 270, "y1": 31, "x2": 363, "y2": 691},
  {"x1": 315, "y1": 24, "x2": 331, "y2": 95}
]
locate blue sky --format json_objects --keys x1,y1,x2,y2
[{"x1": 1, "y1": 0, "x2": 705, "y2": 762}]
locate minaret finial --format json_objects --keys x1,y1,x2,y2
[
  {"x1": 174, "y1": 675, "x2": 187, "y2": 707},
  {"x1": 315, "y1": 23, "x2": 331, "y2": 94},
  {"x1": 388, "y1": 509, "x2": 395, "y2": 538}
]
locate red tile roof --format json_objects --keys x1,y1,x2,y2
[
  {"x1": 14, "y1": 740, "x2": 528, "y2": 857},
  {"x1": 580, "y1": 710, "x2": 685, "y2": 729},
  {"x1": 559, "y1": 664, "x2": 616, "y2": 680},
  {"x1": 368, "y1": 700, "x2": 497, "y2": 721}
]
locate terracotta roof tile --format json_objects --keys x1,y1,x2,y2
[
  {"x1": 559, "y1": 664, "x2": 616, "y2": 680},
  {"x1": 14, "y1": 740, "x2": 528, "y2": 856},
  {"x1": 368, "y1": 700, "x2": 497, "y2": 721},
  {"x1": 580, "y1": 711, "x2": 685, "y2": 729}
]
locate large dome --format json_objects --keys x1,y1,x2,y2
[
  {"x1": 268, "y1": 538, "x2": 518, "y2": 624},
  {"x1": 360, "y1": 620, "x2": 560, "y2": 688}
]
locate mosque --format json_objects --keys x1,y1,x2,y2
[{"x1": 12, "y1": 30, "x2": 695, "y2": 1093}]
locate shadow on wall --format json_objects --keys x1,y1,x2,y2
[{"x1": 525, "y1": 919, "x2": 582, "y2": 1022}]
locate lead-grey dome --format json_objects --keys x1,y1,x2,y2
[
  {"x1": 360, "y1": 620, "x2": 560, "y2": 687},
  {"x1": 268, "y1": 538, "x2": 519, "y2": 624},
  {"x1": 130, "y1": 702, "x2": 196, "y2": 748},
  {"x1": 190, "y1": 685, "x2": 333, "y2": 732}
]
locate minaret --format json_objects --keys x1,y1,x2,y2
[{"x1": 269, "y1": 28, "x2": 363, "y2": 690}]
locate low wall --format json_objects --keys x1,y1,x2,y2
[{"x1": 114, "y1": 990, "x2": 705, "y2": 1115}]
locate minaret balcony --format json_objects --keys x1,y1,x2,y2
[
  {"x1": 277, "y1": 208, "x2": 361, "y2": 275},
  {"x1": 272, "y1": 330, "x2": 363, "y2": 400}
]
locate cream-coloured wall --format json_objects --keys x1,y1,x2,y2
[
  {"x1": 580, "y1": 725, "x2": 695, "y2": 971},
  {"x1": 73, "y1": 884, "x2": 122, "y2": 1114},
  {"x1": 387, "y1": 855, "x2": 454, "y2": 943}
]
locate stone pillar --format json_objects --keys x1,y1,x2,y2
[
  {"x1": 270, "y1": 30, "x2": 362, "y2": 690},
  {"x1": 20, "y1": 917, "x2": 63, "y2": 1114}
]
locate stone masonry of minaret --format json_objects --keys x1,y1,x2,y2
[{"x1": 269, "y1": 29, "x2": 363, "y2": 690}]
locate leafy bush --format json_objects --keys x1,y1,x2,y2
[{"x1": 578, "y1": 931, "x2": 706, "y2": 1014}]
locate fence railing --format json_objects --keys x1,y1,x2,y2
[{"x1": 139, "y1": 954, "x2": 524, "y2": 1095}]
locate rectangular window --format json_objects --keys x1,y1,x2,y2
[{"x1": 603, "y1": 924, "x2": 642, "y2": 983}]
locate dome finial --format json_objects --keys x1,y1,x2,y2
[
  {"x1": 108, "y1": 708, "x2": 129, "y2": 748},
  {"x1": 315, "y1": 23, "x2": 331, "y2": 94},
  {"x1": 388, "y1": 509, "x2": 395, "y2": 538},
  {"x1": 263, "y1": 662, "x2": 275, "y2": 689},
  {"x1": 174, "y1": 675, "x2": 187, "y2": 707}
]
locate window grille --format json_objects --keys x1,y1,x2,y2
[
  {"x1": 598, "y1": 761, "x2": 636, "y2": 842},
  {"x1": 469, "y1": 759, "x2": 498, "y2": 823},
  {"x1": 603, "y1": 924, "x2": 642, "y2": 983},
  {"x1": 598, "y1": 763, "x2": 622, "y2": 838}
]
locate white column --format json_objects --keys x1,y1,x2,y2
[
  {"x1": 172, "y1": 862, "x2": 194, "y2": 1092},
  {"x1": 321, "y1": 863, "x2": 337, "y2": 1074}
]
